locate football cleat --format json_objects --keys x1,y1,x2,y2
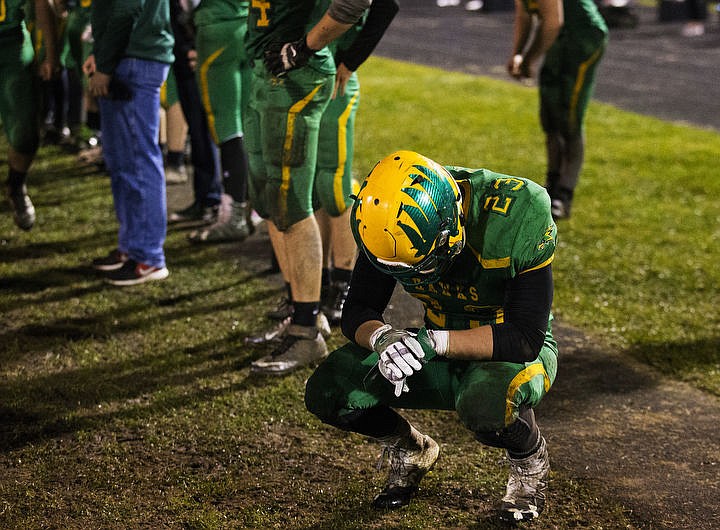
[
  {"x1": 373, "y1": 431, "x2": 439, "y2": 510},
  {"x1": 499, "y1": 436, "x2": 550, "y2": 522},
  {"x1": 8, "y1": 184, "x2": 35, "y2": 231},
  {"x1": 250, "y1": 323, "x2": 328, "y2": 375}
]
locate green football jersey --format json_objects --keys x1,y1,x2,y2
[
  {"x1": 194, "y1": 0, "x2": 249, "y2": 26},
  {"x1": 246, "y1": 0, "x2": 334, "y2": 74},
  {"x1": 522, "y1": 0, "x2": 607, "y2": 37},
  {"x1": 402, "y1": 167, "x2": 557, "y2": 330}
]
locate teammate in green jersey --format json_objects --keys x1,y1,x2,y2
[
  {"x1": 305, "y1": 150, "x2": 558, "y2": 522},
  {"x1": 186, "y1": 0, "x2": 253, "y2": 243},
  {"x1": 314, "y1": 0, "x2": 398, "y2": 325},
  {"x1": 508, "y1": 0, "x2": 608, "y2": 219},
  {"x1": 244, "y1": 0, "x2": 371, "y2": 375},
  {"x1": 1, "y1": 0, "x2": 58, "y2": 231}
]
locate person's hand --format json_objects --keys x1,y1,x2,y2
[
  {"x1": 332, "y1": 62, "x2": 353, "y2": 99},
  {"x1": 83, "y1": 54, "x2": 96, "y2": 77},
  {"x1": 370, "y1": 326, "x2": 426, "y2": 397},
  {"x1": 89, "y1": 71, "x2": 111, "y2": 98},
  {"x1": 38, "y1": 56, "x2": 58, "y2": 81},
  {"x1": 507, "y1": 54, "x2": 532, "y2": 80},
  {"x1": 187, "y1": 49, "x2": 197, "y2": 71},
  {"x1": 264, "y1": 36, "x2": 315, "y2": 76}
]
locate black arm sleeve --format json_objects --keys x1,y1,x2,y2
[
  {"x1": 490, "y1": 265, "x2": 553, "y2": 363},
  {"x1": 341, "y1": 251, "x2": 398, "y2": 342},
  {"x1": 335, "y1": 0, "x2": 399, "y2": 72}
]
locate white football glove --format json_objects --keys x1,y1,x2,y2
[{"x1": 370, "y1": 325, "x2": 426, "y2": 397}]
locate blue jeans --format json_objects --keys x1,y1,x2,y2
[{"x1": 99, "y1": 58, "x2": 170, "y2": 268}]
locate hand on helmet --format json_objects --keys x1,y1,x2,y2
[
  {"x1": 370, "y1": 325, "x2": 426, "y2": 397},
  {"x1": 264, "y1": 36, "x2": 314, "y2": 76}
]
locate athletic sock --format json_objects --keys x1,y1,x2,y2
[{"x1": 292, "y1": 301, "x2": 319, "y2": 327}]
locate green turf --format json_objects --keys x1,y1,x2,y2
[{"x1": 1, "y1": 57, "x2": 716, "y2": 527}]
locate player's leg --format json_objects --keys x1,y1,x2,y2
[
  {"x1": 456, "y1": 330, "x2": 558, "y2": 522},
  {"x1": 314, "y1": 73, "x2": 361, "y2": 324},
  {"x1": 306, "y1": 343, "x2": 466, "y2": 509},
  {"x1": 190, "y1": 20, "x2": 252, "y2": 243},
  {"x1": 247, "y1": 65, "x2": 333, "y2": 374},
  {"x1": 2, "y1": 29, "x2": 41, "y2": 231},
  {"x1": 163, "y1": 69, "x2": 190, "y2": 185}
]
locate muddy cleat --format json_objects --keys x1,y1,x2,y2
[
  {"x1": 373, "y1": 430, "x2": 439, "y2": 510},
  {"x1": 250, "y1": 323, "x2": 328, "y2": 375},
  {"x1": 245, "y1": 313, "x2": 331, "y2": 345},
  {"x1": 165, "y1": 164, "x2": 188, "y2": 184},
  {"x1": 245, "y1": 316, "x2": 292, "y2": 345},
  {"x1": 8, "y1": 184, "x2": 36, "y2": 231},
  {"x1": 169, "y1": 202, "x2": 218, "y2": 224},
  {"x1": 188, "y1": 200, "x2": 250, "y2": 243},
  {"x1": 499, "y1": 436, "x2": 550, "y2": 522}
]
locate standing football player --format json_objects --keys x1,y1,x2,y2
[
  {"x1": 305, "y1": 151, "x2": 559, "y2": 522},
  {"x1": 314, "y1": 0, "x2": 399, "y2": 325},
  {"x1": 186, "y1": 0, "x2": 253, "y2": 244},
  {"x1": 1, "y1": 0, "x2": 58, "y2": 231},
  {"x1": 507, "y1": 0, "x2": 608, "y2": 219},
  {"x1": 244, "y1": 0, "x2": 372, "y2": 374}
]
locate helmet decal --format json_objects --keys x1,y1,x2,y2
[{"x1": 398, "y1": 164, "x2": 454, "y2": 258}]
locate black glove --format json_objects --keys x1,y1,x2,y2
[{"x1": 264, "y1": 36, "x2": 315, "y2": 76}]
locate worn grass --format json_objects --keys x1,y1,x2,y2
[{"x1": 1, "y1": 57, "x2": 717, "y2": 528}]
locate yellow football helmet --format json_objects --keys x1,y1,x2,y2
[{"x1": 350, "y1": 151, "x2": 465, "y2": 285}]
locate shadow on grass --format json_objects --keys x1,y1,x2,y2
[
  {"x1": 0, "y1": 231, "x2": 117, "y2": 264},
  {"x1": 0, "y1": 323, "x2": 289, "y2": 453}
]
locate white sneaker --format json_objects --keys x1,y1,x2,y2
[{"x1": 465, "y1": 0, "x2": 484, "y2": 11}]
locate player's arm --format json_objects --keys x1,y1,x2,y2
[
  {"x1": 35, "y1": 0, "x2": 59, "y2": 81},
  {"x1": 522, "y1": 0, "x2": 563, "y2": 76},
  {"x1": 264, "y1": 0, "x2": 372, "y2": 76},
  {"x1": 436, "y1": 264, "x2": 553, "y2": 363},
  {"x1": 508, "y1": 0, "x2": 532, "y2": 78},
  {"x1": 333, "y1": 0, "x2": 399, "y2": 97},
  {"x1": 309, "y1": 0, "x2": 374, "y2": 49},
  {"x1": 341, "y1": 251, "x2": 397, "y2": 348}
]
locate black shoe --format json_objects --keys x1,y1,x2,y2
[
  {"x1": 169, "y1": 202, "x2": 218, "y2": 224},
  {"x1": 92, "y1": 248, "x2": 129, "y2": 271},
  {"x1": 321, "y1": 281, "x2": 349, "y2": 326},
  {"x1": 8, "y1": 185, "x2": 35, "y2": 231}
]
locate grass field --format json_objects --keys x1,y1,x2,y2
[{"x1": 1, "y1": 57, "x2": 718, "y2": 528}]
